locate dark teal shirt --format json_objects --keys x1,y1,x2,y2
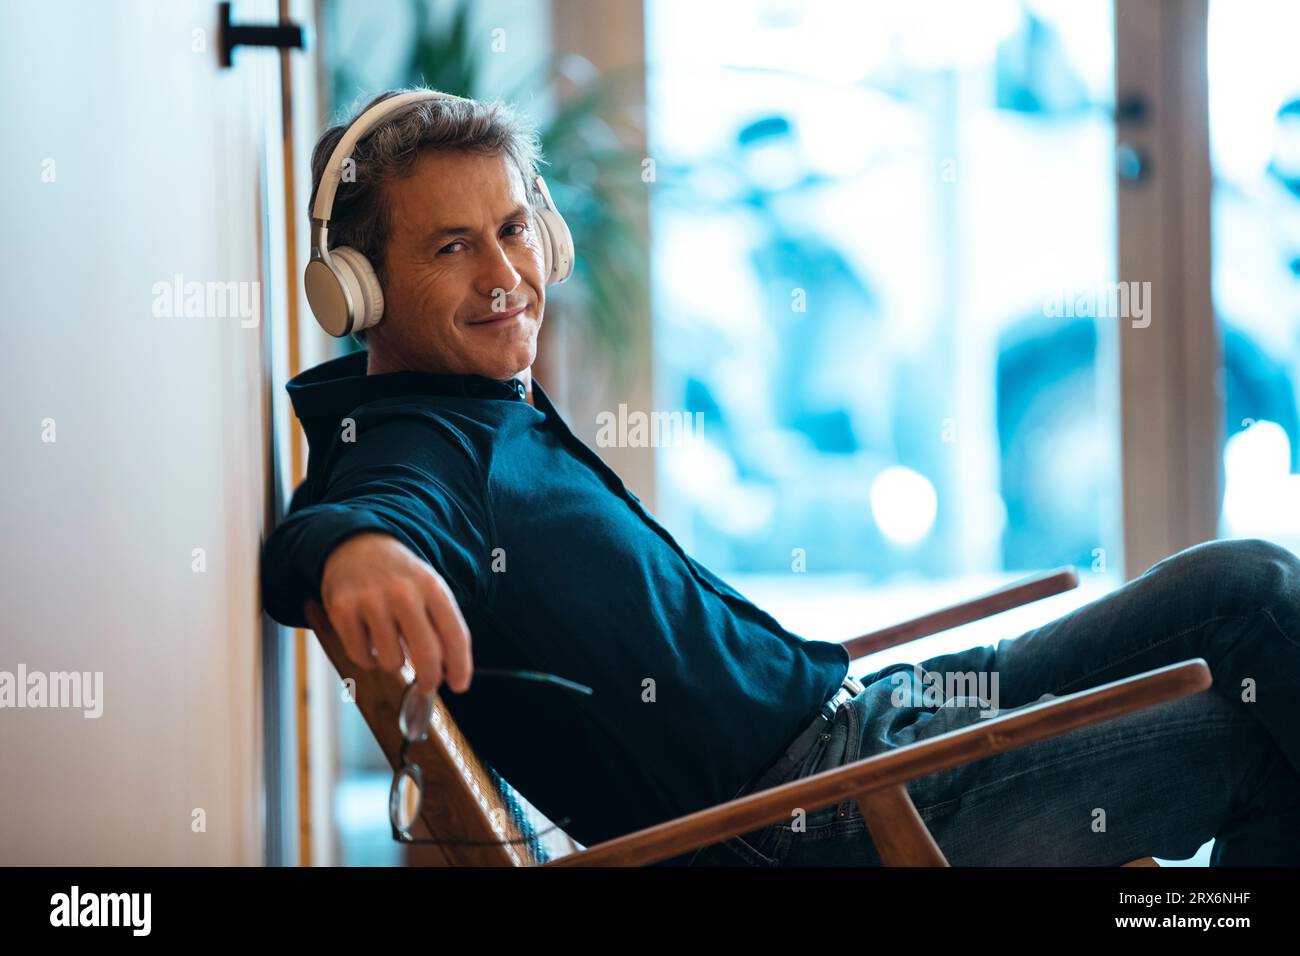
[{"x1": 261, "y1": 349, "x2": 850, "y2": 855}]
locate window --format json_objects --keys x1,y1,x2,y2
[
  {"x1": 646, "y1": 0, "x2": 1124, "y2": 643},
  {"x1": 1209, "y1": 0, "x2": 1300, "y2": 551}
]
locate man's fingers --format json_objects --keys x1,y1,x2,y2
[
  {"x1": 330, "y1": 601, "x2": 376, "y2": 671},
  {"x1": 361, "y1": 601, "x2": 406, "y2": 672},
  {"x1": 422, "y1": 576, "x2": 473, "y2": 693},
  {"x1": 392, "y1": 591, "x2": 444, "y2": 694}
]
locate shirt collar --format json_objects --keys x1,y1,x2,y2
[{"x1": 286, "y1": 348, "x2": 536, "y2": 425}]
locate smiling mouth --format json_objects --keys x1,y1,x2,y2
[{"x1": 468, "y1": 305, "x2": 527, "y2": 326}]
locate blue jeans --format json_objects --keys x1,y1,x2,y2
[{"x1": 688, "y1": 538, "x2": 1300, "y2": 866}]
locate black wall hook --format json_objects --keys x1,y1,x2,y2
[{"x1": 218, "y1": 2, "x2": 305, "y2": 68}]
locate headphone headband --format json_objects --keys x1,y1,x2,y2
[{"x1": 311, "y1": 90, "x2": 463, "y2": 223}]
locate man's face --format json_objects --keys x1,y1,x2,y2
[{"x1": 369, "y1": 150, "x2": 545, "y2": 379}]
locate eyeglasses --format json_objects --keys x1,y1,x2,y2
[{"x1": 389, "y1": 668, "x2": 593, "y2": 850}]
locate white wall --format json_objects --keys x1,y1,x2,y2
[{"x1": 0, "y1": 0, "x2": 288, "y2": 864}]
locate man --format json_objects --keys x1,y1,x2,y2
[{"x1": 263, "y1": 88, "x2": 1300, "y2": 866}]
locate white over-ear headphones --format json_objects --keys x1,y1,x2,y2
[{"x1": 305, "y1": 89, "x2": 575, "y2": 338}]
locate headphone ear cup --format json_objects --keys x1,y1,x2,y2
[
  {"x1": 535, "y1": 207, "x2": 575, "y2": 285},
  {"x1": 330, "y1": 246, "x2": 385, "y2": 331},
  {"x1": 536, "y1": 212, "x2": 555, "y2": 282},
  {"x1": 531, "y1": 177, "x2": 575, "y2": 285}
]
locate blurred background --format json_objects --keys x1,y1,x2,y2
[{"x1": 2, "y1": 0, "x2": 1298, "y2": 867}]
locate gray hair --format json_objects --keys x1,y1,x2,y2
[{"x1": 307, "y1": 87, "x2": 546, "y2": 343}]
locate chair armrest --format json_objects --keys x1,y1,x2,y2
[
  {"x1": 842, "y1": 567, "x2": 1079, "y2": 661},
  {"x1": 303, "y1": 599, "x2": 536, "y2": 866},
  {"x1": 548, "y1": 657, "x2": 1210, "y2": 866}
]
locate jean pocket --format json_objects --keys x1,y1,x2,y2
[{"x1": 797, "y1": 727, "x2": 835, "y2": 778}]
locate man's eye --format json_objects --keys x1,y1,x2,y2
[{"x1": 438, "y1": 226, "x2": 525, "y2": 254}]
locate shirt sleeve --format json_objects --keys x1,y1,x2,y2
[{"x1": 260, "y1": 409, "x2": 493, "y2": 629}]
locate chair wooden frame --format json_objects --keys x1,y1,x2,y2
[{"x1": 304, "y1": 567, "x2": 1207, "y2": 866}]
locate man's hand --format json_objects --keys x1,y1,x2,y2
[{"x1": 320, "y1": 531, "x2": 473, "y2": 694}]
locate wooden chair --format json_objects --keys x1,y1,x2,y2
[{"x1": 304, "y1": 567, "x2": 1207, "y2": 866}]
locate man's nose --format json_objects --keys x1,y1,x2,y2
[{"x1": 474, "y1": 242, "x2": 522, "y2": 300}]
